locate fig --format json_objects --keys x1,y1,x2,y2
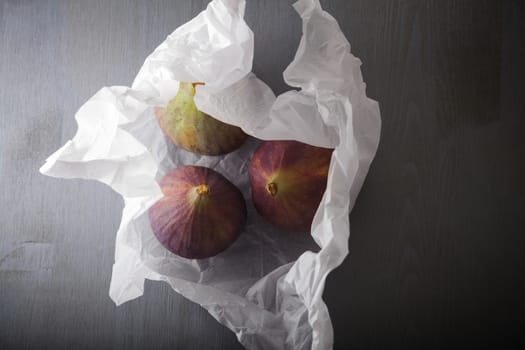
[
  {"x1": 149, "y1": 166, "x2": 246, "y2": 259},
  {"x1": 155, "y1": 82, "x2": 248, "y2": 155},
  {"x1": 249, "y1": 140, "x2": 333, "y2": 232}
]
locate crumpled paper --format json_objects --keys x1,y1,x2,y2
[{"x1": 40, "y1": 0, "x2": 381, "y2": 349}]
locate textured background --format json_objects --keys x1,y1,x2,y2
[{"x1": 1, "y1": 0, "x2": 524, "y2": 349}]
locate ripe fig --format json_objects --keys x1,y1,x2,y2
[
  {"x1": 155, "y1": 82, "x2": 248, "y2": 156},
  {"x1": 149, "y1": 166, "x2": 246, "y2": 259},
  {"x1": 249, "y1": 140, "x2": 333, "y2": 232}
]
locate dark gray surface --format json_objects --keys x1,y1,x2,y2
[{"x1": 1, "y1": 0, "x2": 524, "y2": 349}]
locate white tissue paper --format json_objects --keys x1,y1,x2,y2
[{"x1": 40, "y1": 0, "x2": 381, "y2": 348}]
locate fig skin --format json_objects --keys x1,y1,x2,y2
[
  {"x1": 149, "y1": 166, "x2": 247, "y2": 259},
  {"x1": 249, "y1": 140, "x2": 333, "y2": 233},
  {"x1": 155, "y1": 82, "x2": 248, "y2": 156}
]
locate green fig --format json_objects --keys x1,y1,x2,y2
[{"x1": 155, "y1": 82, "x2": 248, "y2": 156}]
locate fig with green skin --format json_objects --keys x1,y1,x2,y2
[
  {"x1": 155, "y1": 82, "x2": 248, "y2": 155},
  {"x1": 149, "y1": 166, "x2": 246, "y2": 259},
  {"x1": 249, "y1": 140, "x2": 333, "y2": 232}
]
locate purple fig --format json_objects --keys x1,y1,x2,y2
[
  {"x1": 249, "y1": 140, "x2": 333, "y2": 232},
  {"x1": 149, "y1": 166, "x2": 246, "y2": 259}
]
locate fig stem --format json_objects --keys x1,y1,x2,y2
[
  {"x1": 192, "y1": 82, "x2": 205, "y2": 88},
  {"x1": 266, "y1": 182, "x2": 278, "y2": 196},
  {"x1": 196, "y1": 184, "x2": 210, "y2": 196}
]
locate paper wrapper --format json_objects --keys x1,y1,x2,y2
[{"x1": 40, "y1": 0, "x2": 381, "y2": 348}]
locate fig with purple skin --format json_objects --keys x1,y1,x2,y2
[
  {"x1": 149, "y1": 166, "x2": 246, "y2": 259},
  {"x1": 155, "y1": 82, "x2": 248, "y2": 156},
  {"x1": 249, "y1": 140, "x2": 333, "y2": 232}
]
